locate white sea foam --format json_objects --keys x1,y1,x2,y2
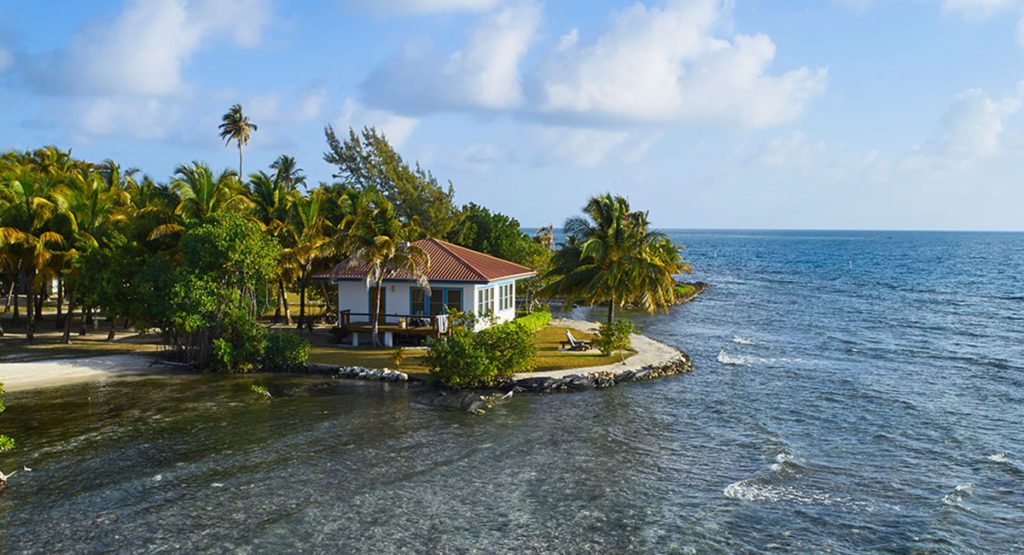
[
  {"x1": 987, "y1": 452, "x2": 1010, "y2": 464},
  {"x1": 732, "y1": 335, "x2": 756, "y2": 345},
  {"x1": 770, "y1": 453, "x2": 797, "y2": 473},
  {"x1": 942, "y1": 484, "x2": 974, "y2": 510},
  {"x1": 717, "y1": 349, "x2": 747, "y2": 366},
  {"x1": 723, "y1": 479, "x2": 839, "y2": 505}
]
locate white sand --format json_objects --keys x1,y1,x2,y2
[
  {"x1": 516, "y1": 318, "x2": 684, "y2": 379},
  {"x1": 0, "y1": 354, "x2": 165, "y2": 392}
]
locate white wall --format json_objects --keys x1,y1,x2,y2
[{"x1": 337, "y1": 279, "x2": 519, "y2": 330}]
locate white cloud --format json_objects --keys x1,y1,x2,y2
[
  {"x1": 338, "y1": 98, "x2": 419, "y2": 147},
  {"x1": 363, "y1": 0, "x2": 825, "y2": 128},
  {"x1": 905, "y1": 84, "x2": 1023, "y2": 171},
  {"x1": 0, "y1": 48, "x2": 12, "y2": 72},
  {"x1": 534, "y1": 0, "x2": 826, "y2": 127},
  {"x1": 249, "y1": 88, "x2": 327, "y2": 124},
  {"x1": 364, "y1": 1, "x2": 540, "y2": 112},
  {"x1": 351, "y1": 0, "x2": 501, "y2": 14},
  {"x1": 942, "y1": 0, "x2": 1016, "y2": 19},
  {"x1": 75, "y1": 97, "x2": 182, "y2": 139},
  {"x1": 751, "y1": 131, "x2": 823, "y2": 170},
  {"x1": 29, "y1": 0, "x2": 273, "y2": 96}
]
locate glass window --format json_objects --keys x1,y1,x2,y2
[
  {"x1": 446, "y1": 289, "x2": 462, "y2": 312},
  {"x1": 410, "y1": 288, "x2": 427, "y2": 315},
  {"x1": 498, "y1": 283, "x2": 514, "y2": 311},
  {"x1": 429, "y1": 290, "x2": 445, "y2": 316},
  {"x1": 477, "y1": 286, "x2": 494, "y2": 316}
]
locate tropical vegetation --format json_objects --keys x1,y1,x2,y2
[
  {"x1": 0, "y1": 381, "x2": 11, "y2": 452},
  {"x1": 540, "y1": 194, "x2": 691, "y2": 323},
  {"x1": 427, "y1": 321, "x2": 536, "y2": 388},
  {"x1": 0, "y1": 103, "x2": 693, "y2": 376}
]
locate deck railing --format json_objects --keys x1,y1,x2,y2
[{"x1": 338, "y1": 310, "x2": 449, "y2": 334}]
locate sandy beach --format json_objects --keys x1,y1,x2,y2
[{"x1": 0, "y1": 354, "x2": 167, "y2": 392}]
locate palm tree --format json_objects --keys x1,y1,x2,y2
[
  {"x1": 333, "y1": 195, "x2": 430, "y2": 346},
  {"x1": 218, "y1": 104, "x2": 257, "y2": 178},
  {"x1": 284, "y1": 189, "x2": 331, "y2": 331},
  {"x1": 541, "y1": 194, "x2": 690, "y2": 324},
  {"x1": 248, "y1": 169, "x2": 299, "y2": 324},
  {"x1": 169, "y1": 162, "x2": 250, "y2": 222},
  {"x1": 271, "y1": 154, "x2": 305, "y2": 191}
]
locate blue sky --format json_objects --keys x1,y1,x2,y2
[{"x1": 1, "y1": 0, "x2": 1023, "y2": 230}]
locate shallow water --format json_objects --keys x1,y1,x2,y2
[{"x1": 1, "y1": 230, "x2": 1023, "y2": 553}]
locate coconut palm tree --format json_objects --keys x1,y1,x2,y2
[
  {"x1": 541, "y1": 194, "x2": 690, "y2": 324},
  {"x1": 248, "y1": 169, "x2": 300, "y2": 323},
  {"x1": 271, "y1": 154, "x2": 305, "y2": 191},
  {"x1": 218, "y1": 104, "x2": 257, "y2": 178},
  {"x1": 284, "y1": 189, "x2": 331, "y2": 331},
  {"x1": 170, "y1": 162, "x2": 250, "y2": 221},
  {"x1": 334, "y1": 195, "x2": 430, "y2": 346}
]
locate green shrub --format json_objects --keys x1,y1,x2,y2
[
  {"x1": 209, "y1": 309, "x2": 267, "y2": 373},
  {"x1": 514, "y1": 310, "x2": 552, "y2": 332},
  {"x1": 250, "y1": 384, "x2": 272, "y2": 399},
  {"x1": 594, "y1": 320, "x2": 635, "y2": 357},
  {"x1": 263, "y1": 332, "x2": 310, "y2": 371},
  {"x1": 427, "y1": 322, "x2": 536, "y2": 388},
  {"x1": 0, "y1": 382, "x2": 12, "y2": 452}
]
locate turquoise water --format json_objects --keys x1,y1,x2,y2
[{"x1": 1, "y1": 230, "x2": 1022, "y2": 553}]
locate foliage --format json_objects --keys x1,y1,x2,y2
[
  {"x1": 333, "y1": 193, "x2": 429, "y2": 346},
  {"x1": 324, "y1": 126, "x2": 456, "y2": 238},
  {"x1": 427, "y1": 322, "x2": 536, "y2": 388},
  {"x1": 219, "y1": 104, "x2": 258, "y2": 177},
  {"x1": 446, "y1": 202, "x2": 548, "y2": 267},
  {"x1": 0, "y1": 382, "x2": 11, "y2": 452},
  {"x1": 541, "y1": 194, "x2": 692, "y2": 323},
  {"x1": 250, "y1": 384, "x2": 272, "y2": 399},
  {"x1": 263, "y1": 331, "x2": 310, "y2": 371},
  {"x1": 169, "y1": 214, "x2": 280, "y2": 370},
  {"x1": 513, "y1": 310, "x2": 552, "y2": 332},
  {"x1": 593, "y1": 319, "x2": 635, "y2": 356}
]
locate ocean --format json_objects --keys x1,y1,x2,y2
[{"x1": 1, "y1": 230, "x2": 1022, "y2": 553}]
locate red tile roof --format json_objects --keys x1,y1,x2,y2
[{"x1": 312, "y1": 238, "x2": 537, "y2": 284}]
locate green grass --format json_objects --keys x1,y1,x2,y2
[
  {"x1": 308, "y1": 346, "x2": 431, "y2": 374},
  {"x1": 531, "y1": 325, "x2": 634, "y2": 372}
]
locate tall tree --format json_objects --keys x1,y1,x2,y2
[
  {"x1": 333, "y1": 194, "x2": 430, "y2": 346},
  {"x1": 284, "y1": 189, "x2": 330, "y2": 331},
  {"x1": 169, "y1": 162, "x2": 250, "y2": 221},
  {"x1": 218, "y1": 104, "x2": 258, "y2": 178},
  {"x1": 323, "y1": 126, "x2": 456, "y2": 238},
  {"x1": 541, "y1": 194, "x2": 691, "y2": 324}
]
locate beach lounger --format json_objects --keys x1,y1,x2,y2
[{"x1": 560, "y1": 330, "x2": 593, "y2": 351}]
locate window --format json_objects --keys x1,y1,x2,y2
[
  {"x1": 499, "y1": 283, "x2": 514, "y2": 311},
  {"x1": 476, "y1": 286, "x2": 494, "y2": 317},
  {"x1": 412, "y1": 287, "x2": 463, "y2": 315}
]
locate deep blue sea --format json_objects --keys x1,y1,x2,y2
[{"x1": 1, "y1": 230, "x2": 1022, "y2": 553}]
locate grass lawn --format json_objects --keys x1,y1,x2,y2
[
  {"x1": 306, "y1": 324, "x2": 632, "y2": 375},
  {"x1": 1, "y1": 314, "x2": 630, "y2": 375},
  {"x1": 531, "y1": 325, "x2": 634, "y2": 372}
]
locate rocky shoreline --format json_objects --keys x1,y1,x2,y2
[{"x1": 302, "y1": 352, "x2": 694, "y2": 393}]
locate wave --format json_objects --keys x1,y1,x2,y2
[
  {"x1": 723, "y1": 480, "x2": 841, "y2": 505},
  {"x1": 987, "y1": 452, "x2": 1010, "y2": 464},
  {"x1": 718, "y1": 349, "x2": 748, "y2": 366},
  {"x1": 732, "y1": 335, "x2": 756, "y2": 345},
  {"x1": 942, "y1": 484, "x2": 974, "y2": 511}
]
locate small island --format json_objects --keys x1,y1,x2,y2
[{"x1": 1, "y1": 113, "x2": 700, "y2": 407}]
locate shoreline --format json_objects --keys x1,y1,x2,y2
[{"x1": 0, "y1": 319, "x2": 690, "y2": 393}]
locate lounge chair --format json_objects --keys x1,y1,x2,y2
[{"x1": 560, "y1": 330, "x2": 593, "y2": 351}]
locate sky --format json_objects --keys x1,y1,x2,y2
[{"x1": 1, "y1": 0, "x2": 1023, "y2": 231}]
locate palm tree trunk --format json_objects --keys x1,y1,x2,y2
[
  {"x1": 273, "y1": 286, "x2": 282, "y2": 323},
  {"x1": 107, "y1": 316, "x2": 117, "y2": 341},
  {"x1": 4, "y1": 279, "x2": 14, "y2": 312},
  {"x1": 371, "y1": 279, "x2": 384, "y2": 347},
  {"x1": 26, "y1": 287, "x2": 35, "y2": 341},
  {"x1": 297, "y1": 279, "x2": 306, "y2": 331},
  {"x1": 62, "y1": 291, "x2": 74, "y2": 344},
  {"x1": 607, "y1": 294, "x2": 615, "y2": 324},
  {"x1": 56, "y1": 278, "x2": 63, "y2": 325},
  {"x1": 280, "y1": 280, "x2": 291, "y2": 326},
  {"x1": 238, "y1": 144, "x2": 244, "y2": 180}
]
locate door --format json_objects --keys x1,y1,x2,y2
[{"x1": 368, "y1": 287, "x2": 387, "y2": 323}]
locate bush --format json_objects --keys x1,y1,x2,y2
[
  {"x1": 427, "y1": 322, "x2": 536, "y2": 388},
  {"x1": 0, "y1": 382, "x2": 12, "y2": 452},
  {"x1": 594, "y1": 319, "x2": 635, "y2": 356},
  {"x1": 263, "y1": 332, "x2": 310, "y2": 371},
  {"x1": 210, "y1": 309, "x2": 267, "y2": 373},
  {"x1": 514, "y1": 310, "x2": 552, "y2": 332}
]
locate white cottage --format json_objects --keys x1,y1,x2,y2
[{"x1": 313, "y1": 238, "x2": 536, "y2": 346}]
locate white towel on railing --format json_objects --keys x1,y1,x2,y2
[{"x1": 437, "y1": 314, "x2": 448, "y2": 334}]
